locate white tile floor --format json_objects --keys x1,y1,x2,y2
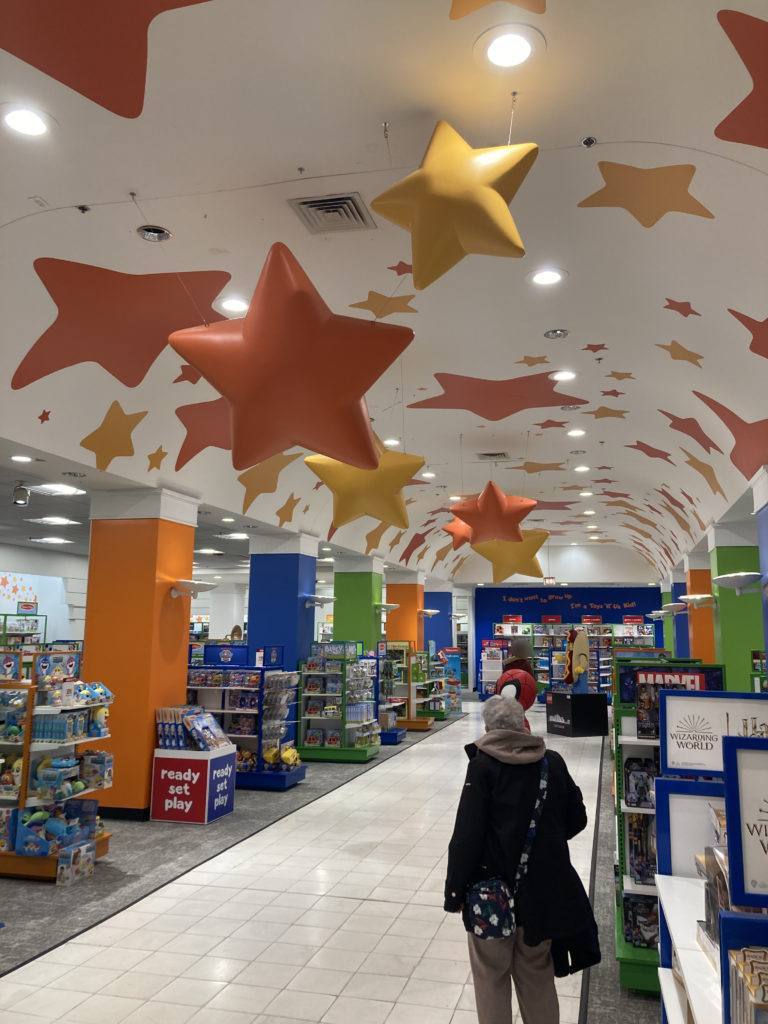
[{"x1": 0, "y1": 704, "x2": 602, "y2": 1024}]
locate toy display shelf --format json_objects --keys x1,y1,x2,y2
[
  {"x1": 613, "y1": 705, "x2": 660, "y2": 992},
  {"x1": 0, "y1": 614, "x2": 47, "y2": 647},
  {"x1": 0, "y1": 830, "x2": 112, "y2": 881},
  {"x1": 297, "y1": 658, "x2": 380, "y2": 763},
  {"x1": 377, "y1": 652, "x2": 407, "y2": 745},
  {"x1": 400, "y1": 652, "x2": 434, "y2": 729},
  {"x1": 416, "y1": 675, "x2": 447, "y2": 721},
  {"x1": 655, "y1": 875, "x2": 718, "y2": 1024}
]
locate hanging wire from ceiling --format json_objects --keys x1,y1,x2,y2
[
  {"x1": 382, "y1": 120, "x2": 392, "y2": 164},
  {"x1": 459, "y1": 433, "x2": 465, "y2": 496},
  {"x1": 507, "y1": 92, "x2": 519, "y2": 145}
]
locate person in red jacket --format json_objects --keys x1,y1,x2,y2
[{"x1": 496, "y1": 638, "x2": 537, "y2": 730}]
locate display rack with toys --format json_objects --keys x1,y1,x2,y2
[
  {"x1": 184, "y1": 665, "x2": 305, "y2": 789},
  {"x1": 0, "y1": 679, "x2": 113, "y2": 880},
  {"x1": 377, "y1": 642, "x2": 410, "y2": 744},
  {"x1": 0, "y1": 613, "x2": 47, "y2": 648},
  {"x1": 402, "y1": 650, "x2": 435, "y2": 730},
  {"x1": 417, "y1": 662, "x2": 448, "y2": 721},
  {"x1": 297, "y1": 643, "x2": 380, "y2": 762}
]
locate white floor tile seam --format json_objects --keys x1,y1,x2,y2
[{"x1": 1, "y1": 706, "x2": 601, "y2": 1024}]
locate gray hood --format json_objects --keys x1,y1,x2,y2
[{"x1": 471, "y1": 728, "x2": 546, "y2": 765}]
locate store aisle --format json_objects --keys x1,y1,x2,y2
[{"x1": 0, "y1": 705, "x2": 601, "y2": 1024}]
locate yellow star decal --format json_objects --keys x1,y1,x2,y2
[
  {"x1": 578, "y1": 162, "x2": 714, "y2": 227},
  {"x1": 348, "y1": 291, "x2": 418, "y2": 319},
  {"x1": 607, "y1": 371, "x2": 634, "y2": 381},
  {"x1": 432, "y1": 541, "x2": 453, "y2": 570},
  {"x1": 657, "y1": 340, "x2": 703, "y2": 366},
  {"x1": 275, "y1": 493, "x2": 301, "y2": 528},
  {"x1": 516, "y1": 355, "x2": 549, "y2": 367},
  {"x1": 583, "y1": 406, "x2": 629, "y2": 419},
  {"x1": 389, "y1": 530, "x2": 405, "y2": 551},
  {"x1": 416, "y1": 546, "x2": 429, "y2": 563},
  {"x1": 147, "y1": 445, "x2": 167, "y2": 471},
  {"x1": 80, "y1": 401, "x2": 147, "y2": 471},
  {"x1": 238, "y1": 452, "x2": 302, "y2": 513},
  {"x1": 305, "y1": 441, "x2": 425, "y2": 528},
  {"x1": 508, "y1": 461, "x2": 565, "y2": 473},
  {"x1": 451, "y1": 555, "x2": 469, "y2": 577},
  {"x1": 371, "y1": 120, "x2": 538, "y2": 289},
  {"x1": 680, "y1": 448, "x2": 726, "y2": 498},
  {"x1": 472, "y1": 530, "x2": 548, "y2": 584},
  {"x1": 365, "y1": 521, "x2": 391, "y2": 555},
  {"x1": 620, "y1": 522, "x2": 655, "y2": 541},
  {"x1": 450, "y1": 0, "x2": 545, "y2": 14}
]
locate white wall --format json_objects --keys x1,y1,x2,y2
[{"x1": 0, "y1": 543, "x2": 89, "y2": 641}]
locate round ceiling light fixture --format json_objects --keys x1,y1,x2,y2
[
  {"x1": 2, "y1": 105, "x2": 49, "y2": 136},
  {"x1": 544, "y1": 329, "x2": 569, "y2": 340},
  {"x1": 137, "y1": 224, "x2": 172, "y2": 242},
  {"x1": 11, "y1": 455, "x2": 32, "y2": 463},
  {"x1": 528, "y1": 268, "x2": 567, "y2": 286},
  {"x1": 473, "y1": 23, "x2": 546, "y2": 70},
  {"x1": 549, "y1": 370, "x2": 576, "y2": 382},
  {"x1": 579, "y1": 490, "x2": 593, "y2": 497},
  {"x1": 567, "y1": 429, "x2": 585, "y2": 438},
  {"x1": 422, "y1": 471, "x2": 436, "y2": 479},
  {"x1": 219, "y1": 297, "x2": 249, "y2": 314},
  {"x1": 574, "y1": 465, "x2": 590, "y2": 473},
  {"x1": 383, "y1": 438, "x2": 401, "y2": 447}
]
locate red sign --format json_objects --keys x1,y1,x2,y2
[
  {"x1": 443, "y1": 647, "x2": 461, "y2": 653},
  {"x1": 151, "y1": 754, "x2": 208, "y2": 822},
  {"x1": 637, "y1": 670, "x2": 706, "y2": 690},
  {"x1": 623, "y1": 615, "x2": 644, "y2": 624},
  {"x1": 482, "y1": 639, "x2": 505, "y2": 648},
  {"x1": 502, "y1": 615, "x2": 523, "y2": 623},
  {"x1": 541, "y1": 615, "x2": 562, "y2": 624},
  {"x1": 581, "y1": 615, "x2": 603, "y2": 624}
]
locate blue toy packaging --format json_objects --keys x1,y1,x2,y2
[
  {"x1": 56, "y1": 841, "x2": 96, "y2": 886},
  {"x1": 0, "y1": 808, "x2": 17, "y2": 852}
]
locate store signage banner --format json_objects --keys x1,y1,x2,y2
[
  {"x1": 151, "y1": 748, "x2": 236, "y2": 823},
  {"x1": 660, "y1": 691, "x2": 768, "y2": 777},
  {"x1": 16, "y1": 600, "x2": 37, "y2": 614},
  {"x1": 581, "y1": 615, "x2": 602, "y2": 624},
  {"x1": 623, "y1": 615, "x2": 643, "y2": 624},
  {"x1": 541, "y1": 615, "x2": 562, "y2": 624},
  {"x1": 502, "y1": 615, "x2": 522, "y2": 623},
  {"x1": 723, "y1": 737, "x2": 768, "y2": 907}
]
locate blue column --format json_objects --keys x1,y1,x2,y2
[
  {"x1": 247, "y1": 535, "x2": 318, "y2": 670},
  {"x1": 424, "y1": 591, "x2": 453, "y2": 652},
  {"x1": 671, "y1": 580, "x2": 690, "y2": 658},
  {"x1": 757, "y1": 503, "x2": 768, "y2": 657}
]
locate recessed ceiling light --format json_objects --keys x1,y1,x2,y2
[
  {"x1": 648, "y1": 582, "x2": 657, "y2": 586},
  {"x1": 550, "y1": 370, "x2": 576, "y2": 382},
  {"x1": 137, "y1": 224, "x2": 172, "y2": 242},
  {"x1": 223, "y1": 532, "x2": 249, "y2": 540},
  {"x1": 28, "y1": 536, "x2": 72, "y2": 545},
  {"x1": 32, "y1": 483, "x2": 86, "y2": 496},
  {"x1": 477, "y1": 583, "x2": 484, "y2": 587},
  {"x1": 570, "y1": 542, "x2": 578, "y2": 546},
  {"x1": 317, "y1": 578, "x2": 328, "y2": 584},
  {"x1": 195, "y1": 548, "x2": 223, "y2": 555},
  {"x1": 422, "y1": 471, "x2": 436, "y2": 479},
  {"x1": 449, "y1": 495, "x2": 462, "y2": 502},
  {"x1": 566, "y1": 429, "x2": 585, "y2": 438},
  {"x1": 27, "y1": 517, "x2": 79, "y2": 526},
  {"x1": 544, "y1": 329, "x2": 569, "y2": 340},
  {"x1": 221, "y1": 298, "x2": 248, "y2": 313},
  {"x1": 383, "y1": 438, "x2": 400, "y2": 447},
  {"x1": 586, "y1": 525, "x2": 598, "y2": 530},
  {"x1": 561, "y1": 582, "x2": 568, "y2": 586},
  {"x1": 583, "y1": 510, "x2": 596, "y2": 516},
  {"x1": 11, "y1": 455, "x2": 32, "y2": 463},
  {"x1": 487, "y1": 33, "x2": 531, "y2": 66},
  {"x1": 321, "y1": 546, "x2": 332, "y2": 552},
  {"x1": 319, "y1": 557, "x2": 334, "y2": 562},
  {"x1": 3, "y1": 107, "x2": 48, "y2": 136},
  {"x1": 574, "y1": 465, "x2": 590, "y2": 473},
  {"x1": 221, "y1": 517, "x2": 235, "y2": 523},
  {"x1": 529, "y1": 268, "x2": 567, "y2": 286},
  {"x1": 579, "y1": 490, "x2": 593, "y2": 497},
  {"x1": 589, "y1": 535, "x2": 599, "y2": 540},
  {"x1": 213, "y1": 576, "x2": 222, "y2": 580},
  {"x1": 474, "y1": 23, "x2": 545, "y2": 70}
]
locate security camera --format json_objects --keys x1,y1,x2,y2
[
  {"x1": 12, "y1": 484, "x2": 29, "y2": 506},
  {"x1": 580, "y1": 136, "x2": 597, "y2": 148}
]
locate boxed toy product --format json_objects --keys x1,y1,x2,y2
[
  {"x1": 0, "y1": 808, "x2": 17, "y2": 852},
  {"x1": 56, "y1": 841, "x2": 96, "y2": 886},
  {"x1": 324, "y1": 730, "x2": 342, "y2": 747},
  {"x1": 304, "y1": 729, "x2": 324, "y2": 747},
  {"x1": 627, "y1": 812, "x2": 657, "y2": 886},
  {"x1": 623, "y1": 754, "x2": 659, "y2": 808},
  {"x1": 183, "y1": 711, "x2": 230, "y2": 750},
  {"x1": 622, "y1": 893, "x2": 659, "y2": 948}
]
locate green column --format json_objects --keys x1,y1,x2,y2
[
  {"x1": 661, "y1": 590, "x2": 674, "y2": 652},
  {"x1": 334, "y1": 570, "x2": 383, "y2": 653},
  {"x1": 710, "y1": 543, "x2": 762, "y2": 692}
]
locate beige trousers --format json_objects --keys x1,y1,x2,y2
[{"x1": 467, "y1": 927, "x2": 559, "y2": 1024}]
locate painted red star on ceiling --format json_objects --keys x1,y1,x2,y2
[
  {"x1": 174, "y1": 398, "x2": 231, "y2": 470},
  {"x1": 408, "y1": 371, "x2": 588, "y2": 420},
  {"x1": 715, "y1": 10, "x2": 768, "y2": 150},
  {"x1": 728, "y1": 308, "x2": 768, "y2": 360},
  {"x1": 663, "y1": 298, "x2": 701, "y2": 317},
  {"x1": 694, "y1": 391, "x2": 768, "y2": 479},
  {"x1": 626, "y1": 441, "x2": 675, "y2": 464},
  {"x1": 658, "y1": 409, "x2": 722, "y2": 454}
]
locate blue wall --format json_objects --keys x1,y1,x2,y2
[
  {"x1": 758, "y1": 503, "x2": 768, "y2": 659},
  {"x1": 474, "y1": 586, "x2": 663, "y2": 669},
  {"x1": 671, "y1": 580, "x2": 690, "y2": 658},
  {"x1": 424, "y1": 592, "x2": 453, "y2": 652}
]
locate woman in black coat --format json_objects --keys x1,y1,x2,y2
[{"x1": 444, "y1": 693, "x2": 599, "y2": 1024}]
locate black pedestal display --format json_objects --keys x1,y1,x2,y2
[{"x1": 545, "y1": 691, "x2": 608, "y2": 737}]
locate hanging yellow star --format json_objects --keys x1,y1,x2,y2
[
  {"x1": 508, "y1": 461, "x2": 565, "y2": 473},
  {"x1": 80, "y1": 401, "x2": 147, "y2": 471},
  {"x1": 147, "y1": 445, "x2": 167, "y2": 471},
  {"x1": 583, "y1": 407, "x2": 629, "y2": 419},
  {"x1": 656, "y1": 340, "x2": 703, "y2": 366},
  {"x1": 348, "y1": 291, "x2": 418, "y2": 319},
  {"x1": 276, "y1": 493, "x2": 301, "y2": 528},
  {"x1": 472, "y1": 530, "x2": 548, "y2": 584},
  {"x1": 450, "y1": 0, "x2": 545, "y2": 14},
  {"x1": 365, "y1": 521, "x2": 391, "y2": 555},
  {"x1": 238, "y1": 452, "x2": 302, "y2": 513},
  {"x1": 578, "y1": 162, "x2": 714, "y2": 227},
  {"x1": 516, "y1": 355, "x2": 549, "y2": 367},
  {"x1": 371, "y1": 120, "x2": 538, "y2": 289},
  {"x1": 305, "y1": 440, "x2": 426, "y2": 528}
]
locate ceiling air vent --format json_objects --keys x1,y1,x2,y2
[
  {"x1": 288, "y1": 193, "x2": 377, "y2": 234},
  {"x1": 476, "y1": 451, "x2": 510, "y2": 461}
]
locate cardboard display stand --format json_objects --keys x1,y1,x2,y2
[{"x1": 150, "y1": 746, "x2": 236, "y2": 823}]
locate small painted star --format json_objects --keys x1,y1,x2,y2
[
  {"x1": 147, "y1": 445, "x2": 168, "y2": 471},
  {"x1": 517, "y1": 355, "x2": 549, "y2": 367},
  {"x1": 348, "y1": 291, "x2": 418, "y2": 319},
  {"x1": 664, "y1": 299, "x2": 700, "y2": 317},
  {"x1": 657, "y1": 340, "x2": 703, "y2": 366},
  {"x1": 38, "y1": 410, "x2": 50, "y2": 423},
  {"x1": 387, "y1": 261, "x2": 413, "y2": 276}
]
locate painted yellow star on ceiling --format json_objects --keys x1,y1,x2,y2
[
  {"x1": 304, "y1": 442, "x2": 426, "y2": 528},
  {"x1": 680, "y1": 448, "x2": 726, "y2": 498},
  {"x1": 275, "y1": 492, "x2": 301, "y2": 528},
  {"x1": 365, "y1": 521, "x2": 391, "y2": 555},
  {"x1": 607, "y1": 371, "x2": 634, "y2": 381},
  {"x1": 348, "y1": 291, "x2": 418, "y2": 319},
  {"x1": 371, "y1": 120, "x2": 538, "y2": 289},
  {"x1": 583, "y1": 406, "x2": 629, "y2": 419},
  {"x1": 389, "y1": 530, "x2": 405, "y2": 551},
  {"x1": 450, "y1": 0, "x2": 545, "y2": 16},
  {"x1": 508, "y1": 461, "x2": 565, "y2": 473},
  {"x1": 472, "y1": 530, "x2": 548, "y2": 584},
  {"x1": 516, "y1": 355, "x2": 549, "y2": 367},
  {"x1": 238, "y1": 452, "x2": 302, "y2": 514},
  {"x1": 578, "y1": 162, "x2": 714, "y2": 228},
  {"x1": 657, "y1": 340, "x2": 703, "y2": 366},
  {"x1": 80, "y1": 400, "x2": 147, "y2": 471},
  {"x1": 147, "y1": 445, "x2": 167, "y2": 471}
]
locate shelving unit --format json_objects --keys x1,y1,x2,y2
[
  {"x1": 478, "y1": 645, "x2": 504, "y2": 699},
  {"x1": 297, "y1": 649, "x2": 380, "y2": 762},
  {"x1": 656, "y1": 876, "x2": 720, "y2": 1024},
  {"x1": 750, "y1": 649, "x2": 766, "y2": 692},
  {"x1": 404, "y1": 652, "x2": 435, "y2": 730},
  {"x1": 455, "y1": 626, "x2": 469, "y2": 686},
  {"x1": 0, "y1": 614, "x2": 47, "y2": 647},
  {"x1": 378, "y1": 642, "x2": 410, "y2": 743},
  {"x1": 417, "y1": 664, "x2": 448, "y2": 721}
]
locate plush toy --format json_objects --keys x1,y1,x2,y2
[
  {"x1": 88, "y1": 706, "x2": 109, "y2": 737},
  {"x1": 563, "y1": 629, "x2": 590, "y2": 693},
  {"x1": 262, "y1": 746, "x2": 280, "y2": 766},
  {"x1": 281, "y1": 747, "x2": 301, "y2": 768}
]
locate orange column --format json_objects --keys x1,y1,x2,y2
[
  {"x1": 385, "y1": 583, "x2": 424, "y2": 649},
  {"x1": 685, "y1": 567, "x2": 716, "y2": 663},
  {"x1": 83, "y1": 490, "x2": 197, "y2": 814}
]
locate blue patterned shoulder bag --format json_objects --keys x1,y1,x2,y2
[{"x1": 463, "y1": 756, "x2": 549, "y2": 940}]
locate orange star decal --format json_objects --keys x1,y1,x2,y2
[
  {"x1": 276, "y1": 493, "x2": 301, "y2": 528},
  {"x1": 450, "y1": 0, "x2": 545, "y2": 15},
  {"x1": 238, "y1": 453, "x2": 302, "y2": 513},
  {"x1": 508, "y1": 461, "x2": 566, "y2": 473},
  {"x1": 578, "y1": 162, "x2": 714, "y2": 227},
  {"x1": 388, "y1": 261, "x2": 412, "y2": 276},
  {"x1": 728, "y1": 308, "x2": 768, "y2": 360},
  {"x1": 583, "y1": 407, "x2": 628, "y2": 419},
  {"x1": 664, "y1": 299, "x2": 700, "y2": 318},
  {"x1": 348, "y1": 291, "x2": 418, "y2": 319},
  {"x1": 147, "y1": 445, "x2": 167, "y2": 471},
  {"x1": 516, "y1": 355, "x2": 549, "y2": 367},
  {"x1": 657, "y1": 340, "x2": 703, "y2": 366},
  {"x1": 715, "y1": 11, "x2": 768, "y2": 149},
  {"x1": 80, "y1": 401, "x2": 147, "y2": 471},
  {"x1": 409, "y1": 370, "x2": 587, "y2": 420},
  {"x1": 680, "y1": 449, "x2": 726, "y2": 498},
  {"x1": 607, "y1": 371, "x2": 634, "y2": 381}
]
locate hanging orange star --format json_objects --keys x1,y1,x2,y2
[
  {"x1": 238, "y1": 452, "x2": 302, "y2": 513},
  {"x1": 450, "y1": 0, "x2": 545, "y2": 15},
  {"x1": 443, "y1": 517, "x2": 473, "y2": 550},
  {"x1": 80, "y1": 401, "x2": 147, "y2": 471},
  {"x1": 517, "y1": 355, "x2": 549, "y2": 367},
  {"x1": 276, "y1": 493, "x2": 301, "y2": 528},
  {"x1": 348, "y1": 292, "x2": 418, "y2": 319},
  {"x1": 451, "y1": 482, "x2": 536, "y2": 544},
  {"x1": 371, "y1": 121, "x2": 538, "y2": 289},
  {"x1": 583, "y1": 407, "x2": 628, "y2": 419},
  {"x1": 147, "y1": 445, "x2": 168, "y2": 471},
  {"x1": 170, "y1": 243, "x2": 413, "y2": 471},
  {"x1": 657, "y1": 340, "x2": 703, "y2": 366},
  {"x1": 578, "y1": 162, "x2": 714, "y2": 227}
]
